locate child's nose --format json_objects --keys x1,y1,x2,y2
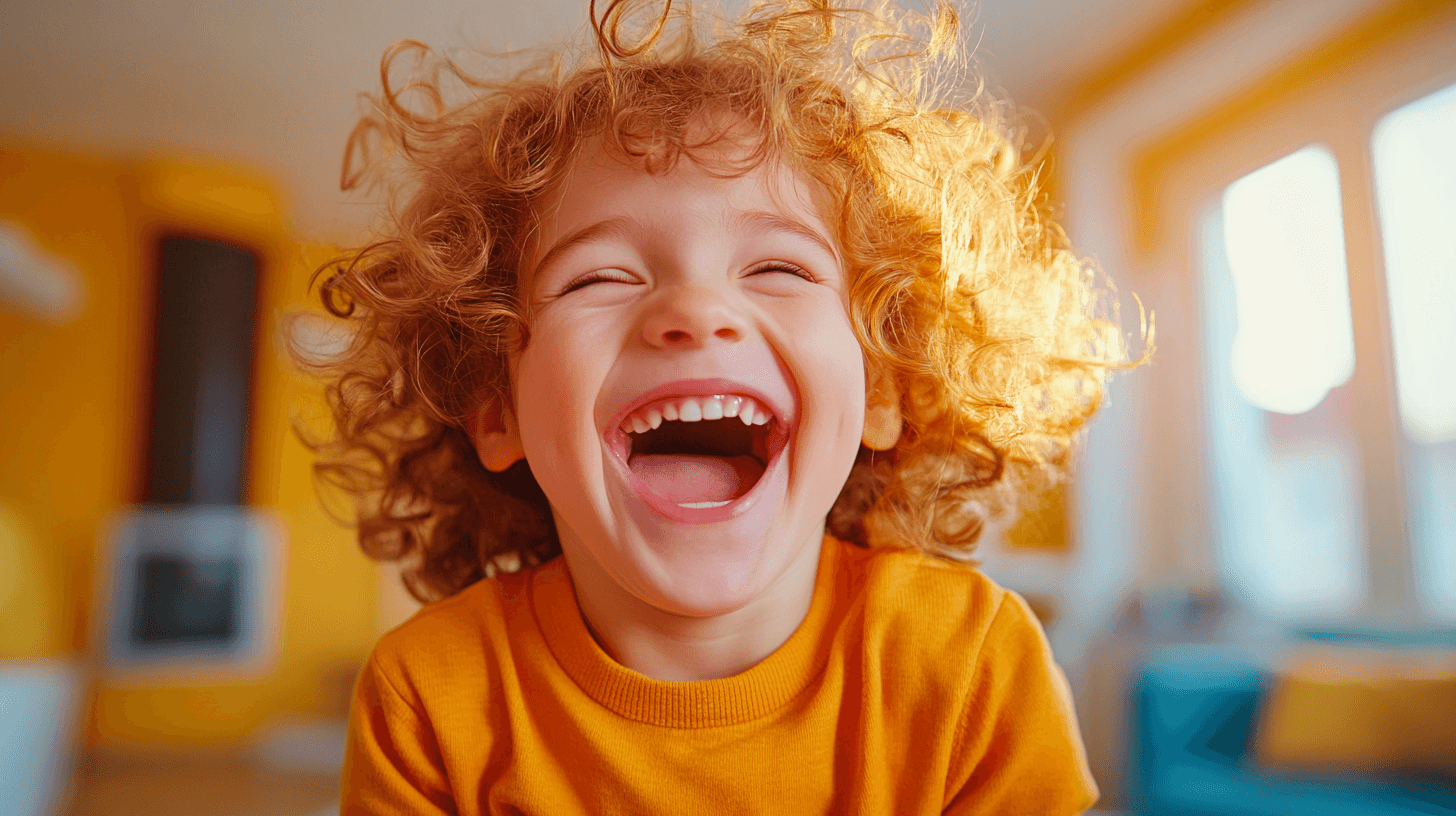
[{"x1": 641, "y1": 285, "x2": 748, "y2": 349}]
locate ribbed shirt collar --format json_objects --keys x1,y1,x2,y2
[{"x1": 530, "y1": 535, "x2": 843, "y2": 728}]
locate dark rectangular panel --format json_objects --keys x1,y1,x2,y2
[
  {"x1": 129, "y1": 552, "x2": 241, "y2": 646},
  {"x1": 145, "y1": 236, "x2": 259, "y2": 505}
]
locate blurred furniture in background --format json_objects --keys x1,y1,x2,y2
[
  {"x1": 1256, "y1": 631, "x2": 1456, "y2": 783},
  {"x1": 1129, "y1": 643, "x2": 1456, "y2": 816}
]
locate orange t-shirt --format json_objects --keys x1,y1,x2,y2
[{"x1": 342, "y1": 536, "x2": 1098, "y2": 814}]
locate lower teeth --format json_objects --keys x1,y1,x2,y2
[{"x1": 678, "y1": 500, "x2": 732, "y2": 509}]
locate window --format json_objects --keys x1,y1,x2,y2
[
  {"x1": 1371, "y1": 81, "x2": 1456, "y2": 619},
  {"x1": 1201, "y1": 145, "x2": 1367, "y2": 618}
]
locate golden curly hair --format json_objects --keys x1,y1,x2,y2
[{"x1": 307, "y1": 0, "x2": 1136, "y2": 602}]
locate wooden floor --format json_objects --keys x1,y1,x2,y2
[{"x1": 64, "y1": 750, "x2": 337, "y2": 816}]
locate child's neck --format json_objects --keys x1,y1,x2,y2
[{"x1": 561, "y1": 528, "x2": 825, "y2": 682}]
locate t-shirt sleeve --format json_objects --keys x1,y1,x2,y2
[
  {"x1": 341, "y1": 652, "x2": 457, "y2": 815},
  {"x1": 942, "y1": 590, "x2": 1099, "y2": 816}
]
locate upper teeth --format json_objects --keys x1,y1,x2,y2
[{"x1": 621, "y1": 394, "x2": 772, "y2": 436}]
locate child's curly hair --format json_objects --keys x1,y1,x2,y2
[{"x1": 306, "y1": 0, "x2": 1136, "y2": 602}]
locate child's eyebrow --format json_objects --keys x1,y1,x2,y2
[
  {"x1": 531, "y1": 216, "x2": 636, "y2": 283},
  {"x1": 735, "y1": 210, "x2": 840, "y2": 265}
]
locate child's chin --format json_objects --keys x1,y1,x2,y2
[
  {"x1": 639, "y1": 568, "x2": 771, "y2": 617},
  {"x1": 631, "y1": 522, "x2": 814, "y2": 618}
]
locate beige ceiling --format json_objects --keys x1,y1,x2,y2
[{"x1": 0, "y1": 0, "x2": 1190, "y2": 240}]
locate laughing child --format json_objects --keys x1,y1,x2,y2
[{"x1": 316, "y1": 0, "x2": 1130, "y2": 812}]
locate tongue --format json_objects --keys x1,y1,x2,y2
[{"x1": 629, "y1": 454, "x2": 765, "y2": 504}]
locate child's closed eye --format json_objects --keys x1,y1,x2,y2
[
  {"x1": 551, "y1": 261, "x2": 823, "y2": 302},
  {"x1": 745, "y1": 261, "x2": 819, "y2": 284},
  {"x1": 558, "y1": 268, "x2": 641, "y2": 296}
]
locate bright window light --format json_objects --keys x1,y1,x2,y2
[
  {"x1": 1373, "y1": 81, "x2": 1456, "y2": 620},
  {"x1": 1200, "y1": 206, "x2": 1366, "y2": 621},
  {"x1": 1222, "y1": 146, "x2": 1355, "y2": 415},
  {"x1": 1372, "y1": 82, "x2": 1456, "y2": 445}
]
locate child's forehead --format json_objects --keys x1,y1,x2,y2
[{"x1": 521, "y1": 128, "x2": 842, "y2": 274}]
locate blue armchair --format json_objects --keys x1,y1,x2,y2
[{"x1": 1128, "y1": 646, "x2": 1456, "y2": 816}]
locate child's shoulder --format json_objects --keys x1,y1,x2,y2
[
  {"x1": 365, "y1": 568, "x2": 533, "y2": 688},
  {"x1": 845, "y1": 542, "x2": 1068, "y2": 754},
  {"x1": 853, "y1": 542, "x2": 1010, "y2": 621},
  {"x1": 846, "y1": 541, "x2": 1042, "y2": 663}
]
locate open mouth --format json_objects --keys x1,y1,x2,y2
[{"x1": 616, "y1": 394, "x2": 783, "y2": 511}]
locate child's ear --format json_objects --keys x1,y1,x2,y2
[
  {"x1": 470, "y1": 397, "x2": 526, "y2": 472},
  {"x1": 862, "y1": 363, "x2": 902, "y2": 452}
]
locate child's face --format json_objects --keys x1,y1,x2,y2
[{"x1": 502, "y1": 132, "x2": 865, "y2": 617}]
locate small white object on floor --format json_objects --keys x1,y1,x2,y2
[{"x1": 0, "y1": 661, "x2": 82, "y2": 816}]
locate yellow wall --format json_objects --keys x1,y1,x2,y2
[
  {"x1": 0, "y1": 142, "x2": 380, "y2": 747},
  {"x1": 0, "y1": 147, "x2": 146, "y2": 658}
]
